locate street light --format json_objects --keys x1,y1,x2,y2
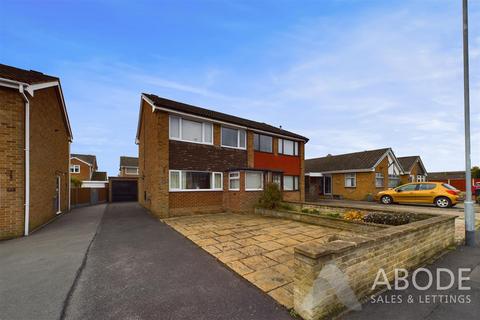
[{"x1": 462, "y1": 0, "x2": 475, "y2": 247}]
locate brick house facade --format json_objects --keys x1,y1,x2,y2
[
  {"x1": 118, "y1": 156, "x2": 139, "y2": 177},
  {"x1": 398, "y1": 156, "x2": 427, "y2": 184},
  {"x1": 305, "y1": 148, "x2": 404, "y2": 201},
  {"x1": 136, "y1": 94, "x2": 308, "y2": 218},
  {"x1": 70, "y1": 154, "x2": 98, "y2": 181},
  {"x1": 0, "y1": 64, "x2": 73, "y2": 239}
]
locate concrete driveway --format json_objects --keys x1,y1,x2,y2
[
  {"x1": 64, "y1": 202, "x2": 292, "y2": 320},
  {"x1": 0, "y1": 204, "x2": 105, "y2": 320}
]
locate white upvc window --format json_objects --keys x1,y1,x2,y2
[
  {"x1": 417, "y1": 175, "x2": 426, "y2": 182},
  {"x1": 169, "y1": 115, "x2": 213, "y2": 145},
  {"x1": 169, "y1": 170, "x2": 222, "y2": 191},
  {"x1": 345, "y1": 173, "x2": 356, "y2": 187},
  {"x1": 375, "y1": 172, "x2": 384, "y2": 187},
  {"x1": 245, "y1": 171, "x2": 263, "y2": 191},
  {"x1": 278, "y1": 138, "x2": 299, "y2": 156},
  {"x1": 221, "y1": 126, "x2": 246, "y2": 149},
  {"x1": 70, "y1": 165, "x2": 80, "y2": 173},
  {"x1": 283, "y1": 176, "x2": 299, "y2": 191},
  {"x1": 125, "y1": 167, "x2": 139, "y2": 175},
  {"x1": 229, "y1": 172, "x2": 240, "y2": 190}
]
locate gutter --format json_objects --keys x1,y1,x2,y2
[{"x1": 18, "y1": 84, "x2": 30, "y2": 236}]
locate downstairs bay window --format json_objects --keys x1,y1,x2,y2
[
  {"x1": 245, "y1": 171, "x2": 263, "y2": 191},
  {"x1": 169, "y1": 170, "x2": 222, "y2": 191}
]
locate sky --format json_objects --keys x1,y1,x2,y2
[{"x1": 1, "y1": 0, "x2": 479, "y2": 176}]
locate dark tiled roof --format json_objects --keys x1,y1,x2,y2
[
  {"x1": 0, "y1": 64, "x2": 58, "y2": 84},
  {"x1": 306, "y1": 148, "x2": 391, "y2": 173},
  {"x1": 143, "y1": 94, "x2": 308, "y2": 141},
  {"x1": 428, "y1": 171, "x2": 465, "y2": 180},
  {"x1": 71, "y1": 154, "x2": 97, "y2": 167},
  {"x1": 91, "y1": 171, "x2": 107, "y2": 181},
  {"x1": 120, "y1": 156, "x2": 138, "y2": 167},
  {"x1": 397, "y1": 156, "x2": 419, "y2": 172}
]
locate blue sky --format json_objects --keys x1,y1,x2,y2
[{"x1": 1, "y1": 0, "x2": 479, "y2": 176}]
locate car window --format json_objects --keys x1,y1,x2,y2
[
  {"x1": 419, "y1": 184, "x2": 436, "y2": 190},
  {"x1": 442, "y1": 183, "x2": 458, "y2": 191},
  {"x1": 396, "y1": 184, "x2": 418, "y2": 191}
]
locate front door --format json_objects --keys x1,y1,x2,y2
[
  {"x1": 55, "y1": 175, "x2": 61, "y2": 214},
  {"x1": 324, "y1": 175, "x2": 332, "y2": 195}
]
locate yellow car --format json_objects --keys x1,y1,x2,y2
[{"x1": 376, "y1": 182, "x2": 461, "y2": 208}]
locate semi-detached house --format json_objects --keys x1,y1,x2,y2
[{"x1": 136, "y1": 94, "x2": 308, "y2": 218}]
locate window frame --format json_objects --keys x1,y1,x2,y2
[
  {"x1": 229, "y1": 171, "x2": 240, "y2": 191},
  {"x1": 221, "y1": 126, "x2": 247, "y2": 150},
  {"x1": 169, "y1": 115, "x2": 213, "y2": 145},
  {"x1": 169, "y1": 170, "x2": 223, "y2": 192},
  {"x1": 344, "y1": 173, "x2": 356, "y2": 188},
  {"x1": 253, "y1": 133, "x2": 273, "y2": 153},
  {"x1": 375, "y1": 172, "x2": 384, "y2": 188},
  {"x1": 70, "y1": 165, "x2": 80, "y2": 173},
  {"x1": 283, "y1": 175, "x2": 299, "y2": 191},
  {"x1": 124, "y1": 167, "x2": 139, "y2": 175},
  {"x1": 245, "y1": 171, "x2": 264, "y2": 191},
  {"x1": 278, "y1": 138, "x2": 299, "y2": 156}
]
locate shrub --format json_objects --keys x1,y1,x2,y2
[
  {"x1": 257, "y1": 183, "x2": 283, "y2": 209},
  {"x1": 70, "y1": 177, "x2": 82, "y2": 188},
  {"x1": 301, "y1": 208, "x2": 310, "y2": 213},
  {"x1": 310, "y1": 209, "x2": 320, "y2": 214},
  {"x1": 278, "y1": 202, "x2": 294, "y2": 211},
  {"x1": 362, "y1": 212, "x2": 414, "y2": 226},
  {"x1": 477, "y1": 195, "x2": 480, "y2": 204},
  {"x1": 325, "y1": 212, "x2": 340, "y2": 218},
  {"x1": 343, "y1": 210, "x2": 365, "y2": 221}
]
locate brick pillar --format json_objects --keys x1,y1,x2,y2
[
  {"x1": 247, "y1": 131, "x2": 254, "y2": 167},
  {"x1": 300, "y1": 141, "x2": 305, "y2": 202}
]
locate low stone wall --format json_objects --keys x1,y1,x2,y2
[
  {"x1": 293, "y1": 214, "x2": 456, "y2": 320},
  {"x1": 255, "y1": 208, "x2": 387, "y2": 234}
]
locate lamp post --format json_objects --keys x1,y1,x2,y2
[{"x1": 462, "y1": 0, "x2": 475, "y2": 247}]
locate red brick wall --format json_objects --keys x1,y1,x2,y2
[
  {"x1": 0, "y1": 86, "x2": 70, "y2": 239},
  {"x1": 169, "y1": 192, "x2": 224, "y2": 216},
  {"x1": 0, "y1": 87, "x2": 25, "y2": 239},
  {"x1": 29, "y1": 87, "x2": 70, "y2": 231}
]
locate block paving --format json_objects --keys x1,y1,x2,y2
[{"x1": 163, "y1": 213, "x2": 354, "y2": 308}]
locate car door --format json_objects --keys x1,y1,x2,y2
[
  {"x1": 416, "y1": 183, "x2": 437, "y2": 203},
  {"x1": 393, "y1": 183, "x2": 419, "y2": 203}
]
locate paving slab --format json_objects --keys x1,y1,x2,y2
[{"x1": 64, "y1": 203, "x2": 292, "y2": 320}]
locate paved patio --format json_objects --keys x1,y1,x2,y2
[{"x1": 163, "y1": 213, "x2": 355, "y2": 308}]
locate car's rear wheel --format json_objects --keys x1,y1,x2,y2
[
  {"x1": 380, "y1": 195, "x2": 393, "y2": 205},
  {"x1": 434, "y1": 196, "x2": 451, "y2": 208}
]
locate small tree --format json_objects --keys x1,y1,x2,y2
[
  {"x1": 472, "y1": 166, "x2": 480, "y2": 179},
  {"x1": 257, "y1": 182, "x2": 282, "y2": 209},
  {"x1": 70, "y1": 177, "x2": 82, "y2": 206}
]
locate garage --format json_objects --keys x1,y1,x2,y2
[{"x1": 109, "y1": 177, "x2": 138, "y2": 202}]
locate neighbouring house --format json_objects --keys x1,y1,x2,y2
[
  {"x1": 0, "y1": 64, "x2": 73, "y2": 239},
  {"x1": 70, "y1": 154, "x2": 98, "y2": 181},
  {"x1": 119, "y1": 156, "x2": 139, "y2": 177},
  {"x1": 428, "y1": 171, "x2": 480, "y2": 193},
  {"x1": 305, "y1": 148, "x2": 404, "y2": 201},
  {"x1": 397, "y1": 156, "x2": 428, "y2": 184},
  {"x1": 136, "y1": 94, "x2": 308, "y2": 217}
]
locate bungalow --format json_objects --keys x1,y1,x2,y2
[
  {"x1": 305, "y1": 148, "x2": 403, "y2": 201},
  {"x1": 397, "y1": 156, "x2": 428, "y2": 184},
  {"x1": 136, "y1": 94, "x2": 308, "y2": 217},
  {"x1": 119, "y1": 156, "x2": 139, "y2": 177},
  {"x1": 0, "y1": 64, "x2": 72, "y2": 239}
]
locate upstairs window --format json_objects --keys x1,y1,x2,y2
[
  {"x1": 169, "y1": 115, "x2": 213, "y2": 144},
  {"x1": 70, "y1": 165, "x2": 80, "y2": 173},
  {"x1": 278, "y1": 139, "x2": 299, "y2": 156},
  {"x1": 221, "y1": 126, "x2": 246, "y2": 149},
  {"x1": 125, "y1": 167, "x2": 138, "y2": 175},
  {"x1": 253, "y1": 134, "x2": 273, "y2": 153}
]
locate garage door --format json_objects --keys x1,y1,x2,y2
[{"x1": 111, "y1": 180, "x2": 138, "y2": 202}]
